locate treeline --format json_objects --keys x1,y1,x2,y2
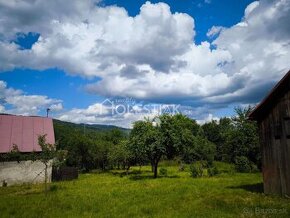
[
  {"x1": 201, "y1": 107, "x2": 260, "y2": 172},
  {"x1": 53, "y1": 106, "x2": 260, "y2": 177},
  {"x1": 54, "y1": 120, "x2": 128, "y2": 172}
]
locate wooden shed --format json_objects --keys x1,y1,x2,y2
[{"x1": 249, "y1": 69, "x2": 290, "y2": 196}]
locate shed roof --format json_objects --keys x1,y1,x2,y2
[
  {"x1": 0, "y1": 114, "x2": 55, "y2": 153},
  {"x1": 249, "y1": 69, "x2": 290, "y2": 121}
]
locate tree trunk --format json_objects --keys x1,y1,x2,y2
[
  {"x1": 153, "y1": 163, "x2": 158, "y2": 178},
  {"x1": 126, "y1": 164, "x2": 130, "y2": 175},
  {"x1": 44, "y1": 163, "x2": 48, "y2": 194},
  {"x1": 102, "y1": 160, "x2": 105, "y2": 171}
]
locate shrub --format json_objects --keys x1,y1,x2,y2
[
  {"x1": 250, "y1": 163, "x2": 259, "y2": 173},
  {"x1": 7, "y1": 144, "x2": 21, "y2": 162},
  {"x1": 190, "y1": 164, "x2": 198, "y2": 178},
  {"x1": 182, "y1": 136, "x2": 216, "y2": 165},
  {"x1": 235, "y1": 156, "x2": 251, "y2": 173},
  {"x1": 2, "y1": 180, "x2": 7, "y2": 187},
  {"x1": 214, "y1": 162, "x2": 235, "y2": 174},
  {"x1": 178, "y1": 163, "x2": 185, "y2": 171},
  {"x1": 207, "y1": 166, "x2": 219, "y2": 177},
  {"x1": 49, "y1": 184, "x2": 58, "y2": 192},
  {"x1": 190, "y1": 163, "x2": 203, "y2": 178},
  {"x1": 159, "y1": 168, "x2": 168, "y2": 176}
]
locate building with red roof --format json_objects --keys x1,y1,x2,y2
[
  {"x1": 0, "y1": 114, "x2": 55, "y2": 153},
  {"x1": 0, "y1": 114, "x2": 55, "y2": 186}
]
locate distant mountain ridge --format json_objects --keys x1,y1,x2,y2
[
  {"x1": 0, "y1": 114, "x2": 131, "y2": 134},
  {"x1": 53, "y1": 119, "x2": 130, "y2": 134}
]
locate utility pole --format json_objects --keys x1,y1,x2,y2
[{"x1": 46, "y1": 108, "x2": 50, "y2": 118}]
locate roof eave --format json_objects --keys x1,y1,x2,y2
[{"x1": 249, "y1": 69, "x2": 290, "y2": 121}]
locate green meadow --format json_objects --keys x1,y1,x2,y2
[{"x1": 0, "y1": 163, "x2": 289, "y2": 218}]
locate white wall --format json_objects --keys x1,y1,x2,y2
[{"x1": 0, "y1": 160, "x2": 52, "y2": 187}]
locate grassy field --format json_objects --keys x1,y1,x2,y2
[{"x1": 0, "y1": 162, "x2": 289, "y2": 218}]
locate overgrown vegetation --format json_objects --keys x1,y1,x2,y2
[
  {"x1": 53, "y1": 106, "x2": 260, "y2": 177},
  {"x1": 125, "y1": 106, "x2": 259, "y2": 177},
  {"x1": 1, "y1": 106, "x2": 259, "y2": 178},
  {"x1": 37, "y1": 135, "x2": 67, "y2": 193},
  {"x1": 53, "y1": 121, "x2": 129, "y2": 172},
  {"x1": 189, "y1": 162, "x2": 204, "y2": 178},
  {"x1": 201, "y1": 106, "x2": 260, "y2": 173},
  {"x1": 0, "y1": 164, "x2": 289, "y2": 218}
]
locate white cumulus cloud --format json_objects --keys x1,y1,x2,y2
[
  {"x1": 0, "y1": 0, "x2": 289, "y2": 126},
  {"x1": 0, "y1": 80, "x2": 63, "y2": 115}
]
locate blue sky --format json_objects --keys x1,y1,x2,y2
[
  {"x1": 0, "y1": 0, "x2": 289, "y2": 127},
  {"x1": 0, "y1": 68, "x2": 102, "y2": 111},
  {"x1": 102, "y1": 0, "x2": 255, "y2": 44}
]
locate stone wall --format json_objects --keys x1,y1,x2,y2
[{"x1": 0, "y1": 160, "x2": 52, "y2": 187}]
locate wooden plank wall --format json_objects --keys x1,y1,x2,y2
[{"x1": 259, "y1": 91, "x2": 290, "y2": 196}]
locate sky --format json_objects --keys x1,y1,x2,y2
[{"x1": 0, "y1": 0, "x2": 289, "y2": 128}]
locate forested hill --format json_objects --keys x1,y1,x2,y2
[
  {"x1": 53, "y1": 119, "x2": 130, "y2": 135},
  {"x1": 52, "y1": 119, "x2": 130, "y2": 169}
]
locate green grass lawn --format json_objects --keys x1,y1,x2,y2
[{"x1": 0, "y1": 163, "x2": 289, "y2": 218}]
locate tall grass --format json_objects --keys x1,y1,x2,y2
[{"x1": 0, "y1": 162, "x2": 289, "y2": 218}]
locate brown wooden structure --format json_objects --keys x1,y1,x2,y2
[
  {"x1": 52, "y1": 166, "x2": 78, "y2": 181},
  {"x1": 249, "y1": 69, "x2": 290, "y2": 196}
]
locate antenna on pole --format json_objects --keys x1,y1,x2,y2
[{"x1": 46, "y1": 108, "x2": 51, "y2": 118}]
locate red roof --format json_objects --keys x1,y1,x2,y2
[{"x1": 0, "y1": 114, "x2": 55, "y2": 153}]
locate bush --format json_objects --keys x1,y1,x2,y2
[
  {"x1": 250, "y1": 163, "x2": 259, "y2": 173},
  {"x1": 159, "y1": 168, "x2": 168, "y2": 176},
  {"x1": 235, "y1": 156, "x2": 251, "y2": 173},
  {"x1": 190, "y1": 163, "x2": 203, "y2": 178},
  {"x1": 179, "y1": 163, "x2": 185, "y2": 171},
  {"x1": 49, "y1": 184, "x2": 58, "y2": 192},
  {"x1": 182, "y1": 136, "x2": 216, "y2": 165},
  {"x1": 214, "y1": 162, "x2": 235, "y2": 174},
  {"x1": 207, "y1": 166, "x2": 219, "y2": 177}
]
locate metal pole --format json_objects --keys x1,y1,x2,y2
[{"x1": 46, "y1": 108, "x2": 50, "y2": 117}]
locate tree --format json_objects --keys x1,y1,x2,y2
[
  {"x1": 94, "y1": 140, "x2": 114, "y2": 171},
  {"x1": 182, "y1": 136, "x2": 216, "y2": 166},
  {"x1": 219, "y1": 106, "x2": 260, "y2": 168},
  {"x1": 106, "y1": 128, "x2": 126, "y2": 145},
  {"x1": 54, "y1": 121, "x2": 127, "y2": 171},
  {"x1": 129, "y1": 114, "x2": 201, "y2": 178},
  {"x1": 129, "y1": 119, "x2": 164, "y2": 178},
  {"x1": 66, "y1": 135, "x2": 95, "y2": 171},
  {"x1": 202, "y1": 117, "x2": 232, "y2": 161},
  {"x1": 159, "y1": 114, "x2": 197, "y2": 159},
  {"x1": 38, "y1": 135, "x2": 57, "y2": 193},
  {"x1": 157, "y1": 114, "x2": 215, "y2": 166},
  {"x1": 108, "y1": 140, "x2": 132, "y2": 172},
  {"x1": 218, "y1": 117, "x2": 234, "y2": 161}
]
